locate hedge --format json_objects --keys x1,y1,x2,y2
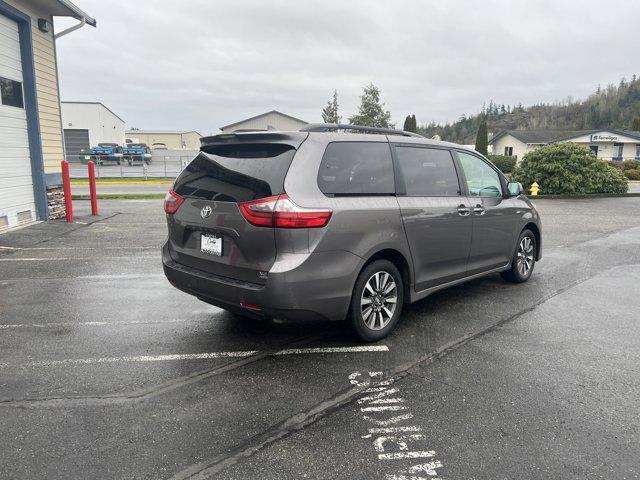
[
  {"x1": 511, "y1": 143, "x2": 628, "y2": 195},
  {"x1": 487, "y1": 154, "x2": 517, "y2": 174}
]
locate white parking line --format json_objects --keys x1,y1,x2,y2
[
  {"x1": 0, "y1": 345, "x2": 389, "y2": 368},
  {"x1": 0, "y1": 319, "x2": 191, "y2": 329},
  {"x1": 0, "y1": 256, "x2": 157, "y2": 261}
]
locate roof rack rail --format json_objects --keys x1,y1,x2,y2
[{"x1": 300, "y1": 123, "x2": 424, "y2": 138}]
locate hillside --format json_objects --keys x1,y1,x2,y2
[{"x1": 418, "y1": 75, "x2": 640, "y2": 144}]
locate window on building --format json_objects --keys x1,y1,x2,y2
[
  {"x1": 613, "y1": 143, "x2": 623, "y2": 160},
  {"x1": 317, "y1": 142, "x2": 395, "y2": 196},
  {"x1": 457, "y1": 151, "x2": 502, "y2": 197},
  {"x1": 636, "y1": 144, "x2": 640, "y2": 159},
  {"x1": 395, "y1": 147, "x2": 460, "y2": 196},
  {"x1": 504, "y1": 146, "x2": 513, "y2": 156},
  {"x1": 589, "y1": 145, "x2": 599, "y2": 157},
  {"x1": 0, "y1": 77, "x2": 24, "y2": 109}
]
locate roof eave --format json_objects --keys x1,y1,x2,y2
[{"x1": 55, "y1": 0, "x2": 96, "y2": 26}]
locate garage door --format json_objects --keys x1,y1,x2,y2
[
  {"x1": 0, "y1": 13, "x2": 36, "y2": 231},
  {"x1": 64, "y1": 129, "x2": 90, "y2": 162}
]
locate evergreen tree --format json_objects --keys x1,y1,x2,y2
[
  {"x1": 475, "y1": 118, "x2": 488, "y2": 155},
  {"x1": 402, "y1": 114, "x2": 418, "y2": 132},
  {"x1": 403, "y1": 115, "x2": 412, "y2": 131},
  {"x1": 349, "y1": 83, "x2": 393, "y2": 128},
  {"x1": 633, "y1": 117, "x2": 640, "y2": 132},
  {"x1": 321, "y1": 90, "x2": 341, "y2": 124}
]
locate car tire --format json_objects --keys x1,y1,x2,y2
[
  {"x1": 350, "y1": 259, "x2": 404, "y2": 342},
  {"x1": 501, "y1": 229, "x2": 536, "y2": 283}
]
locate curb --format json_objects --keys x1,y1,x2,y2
[
  {"x1": 72, "y1": 194, "x2": 165, "y2": 200},
  {"x1": 527, "y1": 193, "x2": 640, "y2": 199}
]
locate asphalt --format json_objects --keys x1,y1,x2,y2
[{"x1": 1, "y1": 197, "x2": 639, "y2": 479}]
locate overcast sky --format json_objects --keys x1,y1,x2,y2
[{"x1": 55, "y1": 0, "x2": 640, "y2": 135}]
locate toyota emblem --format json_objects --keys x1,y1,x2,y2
[{"x1": 200, "y1": 205, "x2": 212, "y2": 219}]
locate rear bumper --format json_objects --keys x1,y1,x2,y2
[{"x1": 162, "y1": 241, "x2": 361, "y2": 321}]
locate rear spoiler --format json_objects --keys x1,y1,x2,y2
[{"x1": 200, "y1": 131, "x2": 308, "y2": 149}]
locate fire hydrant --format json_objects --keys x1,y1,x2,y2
[{"x1": 530, "y1": 182, "x2": 540, "y2": 196}]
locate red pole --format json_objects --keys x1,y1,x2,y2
[
  {"x1": 88, "y1": 160, "x2": 98, "y2": 215},
  {"x1": 61, "y1": 159, "x2": 74, "y2": 222}
]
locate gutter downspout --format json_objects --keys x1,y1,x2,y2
[{"x1": 54, "y1": 17, "x2": 85, "y2": 39}]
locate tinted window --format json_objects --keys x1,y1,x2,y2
[
  {"x1": 318, "y1": 142, "x2": 394, "y2": 195},
  {"x1": 457, "y1": 151, "x2": 502, "y2": 197},
  {"x1": 0, "y1": 77, "x2": 24, "y2": 108},
  {"x1": 395, "y1": 147, "x2": 460, "y2": 196},
  {"x1": 173, "y1": 143, "x2": 295, "y2": 202}
]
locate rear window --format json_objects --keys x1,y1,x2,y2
[
  {"x1": 173, "y1": 143, "x2": 295, "y2": 202},
  {"x1": 317, "y1": 142, "x2": 394, "y2": 196}
]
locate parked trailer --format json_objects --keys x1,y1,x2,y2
[
  {"x1": 88, "y1": 143, "x2": 123, "y2": 165},
  {"x1": 122, "y1": 143, "x2": 152, "y2": 165}
]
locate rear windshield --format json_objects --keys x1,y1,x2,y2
[{"x1": 173, "y1": 143, "x2": 296, "y2": 202}]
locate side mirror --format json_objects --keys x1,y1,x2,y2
[{"x1": 507, "y1": 181, "x2": 524, "y2": 197}]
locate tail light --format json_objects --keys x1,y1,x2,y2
[
  {"x1": 164, "y1": 189, "x2": 184, "y2": 214},
  {"x1": 239, "y1": 194, "x2": 332, "y2": 228}
]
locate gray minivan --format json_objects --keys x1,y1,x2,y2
[{"x1": 162, "y1": 124, "x2": 541, "y2": 341}]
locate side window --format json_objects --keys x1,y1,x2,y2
[
  {"x1": 317, "y1": 142, "x2": 394, "y2": 195},
  {"x1": 395, "y1": 146, "x2": 460, "y2": 196},
  {"x1": 457, "y1": 151, "x2": 502, "y2": 197}
]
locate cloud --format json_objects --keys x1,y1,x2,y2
[{"x1": 55, "y1": 0, "x2": 640, "y2": 134}]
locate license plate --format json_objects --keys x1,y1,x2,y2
[{"x1": 201, "y1": 233, "x2": 222, "y2": 256}]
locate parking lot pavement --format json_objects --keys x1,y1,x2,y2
[{"x1": 1, "y1": 197, "x2": 640, "y2": 479}]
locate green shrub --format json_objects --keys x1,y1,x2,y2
[
  {"x1": 511, "y1": 143, "x2": 628, "y2": 195},
  {"x1": 621, "y1": 160, "x2": 640, "y2": 171},
  {"x1": 488, "y1": 154, "x2": 517, "y2": 174},
  {"x1": 625, "y1": 169, "x2": 640, "y2": 180}
]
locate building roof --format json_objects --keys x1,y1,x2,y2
[
  {"x1": 61, "y1": 101, "x2": 125, "y2": 123},
  {"x1": 125, "y1": 130, "x2": 203, "y2": 136},
  {"x1": 32, "y1": 0, "x2": 96, "y2": 26},
  {"x1": 490, "y1": 128, "x2": 640, "y2": 145},
  {"x1": 220, "y1": 110, "x2": 308, "y2": 130}
]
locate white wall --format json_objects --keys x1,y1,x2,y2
[
  {"x1": 490, "y1": 134, "x2": 536, "y2": 162},
  {"x1": 221, "y1": 112, "x2": 307, "y2": 133},
  {"x1": 61, "y1": 103, "x2": 125, "y2": 146}
]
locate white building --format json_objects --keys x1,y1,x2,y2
[
  {"x1": 489, "y1": 129, "x2": 640, "y2": 162},
  {"x1": 220, "y1": 110, "x2": 307, "y2": 133},
  {"x1": 61, "y1": 101, "x2": 125, "y2": 160},
  {"x1": 0, "y1": 0, "x2": 95, "y2": 232}
]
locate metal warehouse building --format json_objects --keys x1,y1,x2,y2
[
  {"x1": 0, "y1": 0, "x2": 94, "y2": 232},
  {"x1": 220, "y1": 110, "x2": 307, "y2": 133},
  {"x1": 125, "y1": 130, "x2": 202, "y2": 150},
  {"x1": 490, "y1": 129, "x2": 640, "y2": 162},
  {"x1": 61, "y1": 101, "x2": 125, "y2": 161}
]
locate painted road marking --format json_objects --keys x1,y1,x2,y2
[
  {"x1": 0, "y1": 319, "x2": 192, "y2": 329},
  {"x1": 0, "y1": 256, "x2": 157, "y2": 261},
  {"x1": 351, "y1": 371, "x2": 444, "y2": 480},
  {"x1": 0, "y1": 345, "x2": 389, "y2": 369}
]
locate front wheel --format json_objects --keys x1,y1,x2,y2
[
  {"x1": 501, "y1": 229, "x2": 536, "y2": 283},
  {"x1": 350, "y1": 260, "x2": 404, "y2": 342}
]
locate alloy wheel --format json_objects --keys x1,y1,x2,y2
[
  {"x1": 517, "y1": 236, "x2": 535, "y2": 276},
  {"x1": 360, "y1": 271, "x2": 397, "y2": 330}
]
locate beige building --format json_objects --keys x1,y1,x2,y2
[
  {"x1": 125, "y1": 130, "x2": 202, "y2": 150},
  {"x1": 0, "y1": 0, "x2": 95, "y2": 231},
  {"x1": 220, "y1": 110, "x2": 307, "y2": 133},
  {"x1": 490, "y1": 129, "x2": 640, "y2": 163}
]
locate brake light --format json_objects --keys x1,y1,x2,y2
[
  {"x1": 164, "y1": 189, "x2": 184, "y2": 214},
  {"x1": 239, "y1": 194, "x2": 332, "y2": 228}
]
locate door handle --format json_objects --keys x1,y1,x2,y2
[
  {"x1": 457, "y1": 205, "x2": 471, "y2": 216},
  {"x1": 473, "y1": 204, "x2": 486, "y2": 216}
]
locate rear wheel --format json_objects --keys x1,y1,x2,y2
[
  {"x1": 501, "y1": 229, "x2": 536, "y2": 283},
  {"x1": 350, "y1": 260, "x2": 404, "y2": 342}
]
